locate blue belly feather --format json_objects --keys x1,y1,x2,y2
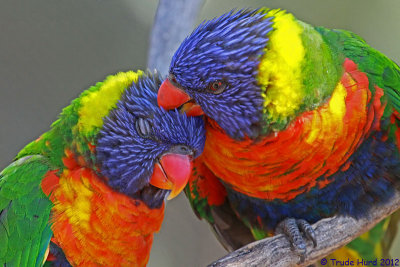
[{"x1": 227, "y1": 132, "x2": 400, "y2": 232}]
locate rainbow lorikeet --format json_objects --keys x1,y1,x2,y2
[
  {"x1": 157, "y1": 8, "x2": 400, "y2": 260},
  {"x1": 0, "y1": 70, "x2": 205, "y2": 266}
]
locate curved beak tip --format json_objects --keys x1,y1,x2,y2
[
  {"x1": 150, "y1": 153, "x2": 193, "y2": 200},
  {"x1": 167, "y1": 186, "x2": 183, "y2": 200}
]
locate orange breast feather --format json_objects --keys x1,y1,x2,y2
[
  {"x1": 202, "y1": 59, "x2": 386, "y2": 202},
  {"x1": 42, "y1": 153, "x2": 164, "y2": 267}
]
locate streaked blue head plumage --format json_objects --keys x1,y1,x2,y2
[
  {"x1": 96, "y1": 72, "x2": 206, "y2": 199},
  {"x1": 170, "y1": 9, "x2": 273, "y2": 139}
]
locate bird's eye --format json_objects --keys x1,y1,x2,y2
[
  {"x1": 208, "y1": 80, "x2": 226, "y2": 94},
  {"x1": 135, "y1": 118, "x2": 153, "y2": 138}
]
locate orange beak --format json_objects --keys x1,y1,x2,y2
[
  {"x1": 157, "y1": 79, "x2": 204, "y2": 116},
  {"x1": 149, "y1": 153, "x2": 193, "y2": 200}
]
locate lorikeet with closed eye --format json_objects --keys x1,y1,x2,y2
[
  {"x1": 157, "y1": 8, "x2": 400, "y2": 261},
  {"x1": 0, "y1": 70, "x2": 205, "y2": 266}
]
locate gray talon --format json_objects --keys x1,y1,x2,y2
[
  {"x1": 297, "y1": 219, "x2": 317, "y2": 247},
  {"x1": 276, "y1": 218, "x2": 317, "y2": 263}
]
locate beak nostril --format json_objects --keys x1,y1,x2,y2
[
  {"x1": 178, "y1": 145, "x2": 189, "y2": 153},
  {"x1": 171, "y1": 145, "x2": 193, "y2": 156}
]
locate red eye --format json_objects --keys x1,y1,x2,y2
[
  {"x1": 208, "y1": 80, "x2": 226, "y2": 94},
  {"x1": 211, "y1": 81, "x2": 222, "y2": 91}
]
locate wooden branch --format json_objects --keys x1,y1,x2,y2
[
  {"x1": 208, "y1": 190, "x2": 400, "y2": 267},
  {"x1": 147, "y1": 0, "x2": 204, "y2": 75}
]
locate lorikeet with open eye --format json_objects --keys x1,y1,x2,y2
[
  {"x1": 0, "y1": 70, "x2": 205, "y2": 266},
  {"x1": 157, "y1": 8, "x2": 400, "y2": 261}
]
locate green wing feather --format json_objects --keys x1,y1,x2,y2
[
  {"x1": 315, "y1": 27, "x2": 400, "y2": 263},
  {"x1": 0, "y1": 155, "x2": 55, "y2": 266},
  {"x1": 316, "y1": 27, "x2": 400, "y2": 117}
]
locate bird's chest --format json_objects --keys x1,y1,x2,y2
[
  {"x1": 223, "y1": 133, "x2": 400, "y2": 231},
  {"x1": 45, "y1": 165, "x2": 164, "y2": 267},
  {"x1": 202, "y1": 66, "x2": 388, "y2": 203}
]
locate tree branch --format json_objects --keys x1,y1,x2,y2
[
  {"x1": 148, "y1": 2, "x2": 400, "y2": 266},
  {"x1": 148, "y1": 0, "x2": 204, "y2": 75},
  {"x1": 208, "y1": 190, "x2": 400, "y2": 267}
]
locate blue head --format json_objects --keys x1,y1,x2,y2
[
  {"x1": 96, "y1": 71, "x2": 205, "y2": 207},
  {"x1": 158, "y1": 9, "x2": 273, "y2": 139}
]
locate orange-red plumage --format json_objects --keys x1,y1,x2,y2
[
  {"x1": 49, "y1": 152, "x2": 164, "y2": 267},
  {"x1": 190, "y1": 157, "x2": 227, "y2": 206},
  {"x1": 202, "y1": 59, "x2": 386, "y2": 202},
  {"x1": 41, "y1": 170, "x2": 60, "y2": 197}
]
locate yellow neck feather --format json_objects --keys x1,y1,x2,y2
[
  {"x1": 258, "y1": 9, "x2": 305, "y2": 122},
  {"x1": 77, "y1": 70, "x2": 143, "y2": 135}
]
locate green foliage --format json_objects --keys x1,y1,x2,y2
[{"x1": 347, "y1": 219, "x2": 389, "y2": 260}]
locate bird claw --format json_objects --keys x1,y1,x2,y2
[{"x1": 275, "y1": 218, "x2": 317, "y2": 263}]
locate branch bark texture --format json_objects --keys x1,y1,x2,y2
[{"x1": 208, "y1": 190, "x2": 400, "y2": 267}]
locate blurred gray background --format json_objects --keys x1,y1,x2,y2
[{"x1": 0, "y1": 0, "x2": 399, "y2": 266}]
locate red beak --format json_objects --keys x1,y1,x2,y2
[
  {"x1": 157, "y1": 79, "x2": 204, "y2": 116},
  {"x1": 149, "y1": 153, "x2": 193, "y2": 200}
]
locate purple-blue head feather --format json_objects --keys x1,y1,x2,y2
[
  {"x1": 170, "y1": 9, "x2": 273, "y2": 139},
  {"x1": 96, "y1": 71, "x2": 206, "y2": 205}
]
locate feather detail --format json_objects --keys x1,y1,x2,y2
[
  {"x1": 41, "y1": 170, "x2": 60, "y2": 197},
  {"x1": 191, "y1": 156, "x2": 227, "y2": 206},
  {"x1": 202, "y1": 59, "x2": 386, "y2": 201},
  {"x1": 50, "y1": 152, "x2": 164, "y2": 267}
]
